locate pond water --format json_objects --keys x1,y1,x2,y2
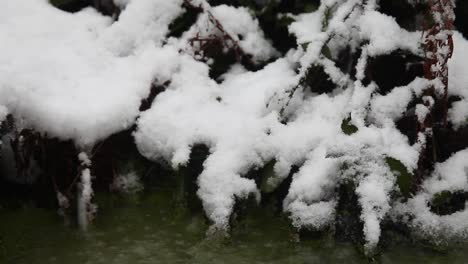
[{"x1": 1, "y1": 187, "x2": 467, "y2": 264}]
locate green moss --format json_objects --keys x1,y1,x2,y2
[
  {"x1": 341, "y1": 117, "x2": 358, "y2": 135},
  {"x1": 385, "y1": 157, "x2": 413, "y2": 198}
]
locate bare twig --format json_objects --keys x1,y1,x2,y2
[{"x1": 183, "y1": 0, "x2": 252, "y2": 65}]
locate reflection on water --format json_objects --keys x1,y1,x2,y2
[{"x1": 1, "y1": 188, "x2": 467, "y2": 264}]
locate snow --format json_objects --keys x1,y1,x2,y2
[
  {"x1": 424, "y1": 148, "x2": 468, "y2": 195},
  {"x1": 332, "y1": 128, "x2": 416, "y2": 251},
  {"x1": 135, "y1": 56, "x2": 298, "y2": 230},
  {"x1": 78, "y1": 152, "x2": 92, "y2": 167},
  {"x1": 286, "y1": 200, "x2": 337, "y2": 230},
  {"x1": 102, "y1": 0, "x2": 183, "y2": 55},
  {"x1": 0, "y1": 0, "x2": 467, "y2": 252},
  {"x1": 111, "y1": 171, "x2": 143, "y2": 193},
  {"x1": 283, "y1": 147, "x2": 339, "y2": 229},
  {"x1": 448, "y1": 32, "x2": 468, "y2": 128},
  {"x1": 135, "y1": 40, "x2": 419, "y2": 248},
  {"x1": 369, "y1": 78, "x2": 430, "y2": 126},
  {"x1": 173, "y1": 3, "x2": 278, "y2": 64},
  {"x1": 357, "y1": 11, "x2": 421, "y2": 56},
  {"x1": 78, "y1": 167, "x2": 93, "y2": 230},
  {"x1": 355, "y1": 161, "x2": 394, "y2": 252},
  {"x1": 393, "y1": 148, "x2": 468, "y2": 242},
  {"x1": 289, "y1": 11, "x2": 323, "y2": 45},
  {"x1": 210, "y1": 5, "x2": 279, "y2": 62},
  {"x1": 0, "y1": 0, "x2": 183, "y2": 147}
]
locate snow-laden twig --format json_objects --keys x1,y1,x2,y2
[{"x1": 77, "y1": 152, "x2": 97, "y2": 231}]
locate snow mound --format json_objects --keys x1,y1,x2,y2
[
  {"x1": 393, "y1": 148, "x2": 468, "y2": 242},
  {"x1": 135, "y1": 56, "x2": 298, "y2": 229},
  {"x1": 0, "y1": 0, "x2": 183, "y2": 147}
]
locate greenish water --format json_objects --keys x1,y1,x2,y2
[{"x1": 1, "y1": 189, "x2": 467, "y2": 264}]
